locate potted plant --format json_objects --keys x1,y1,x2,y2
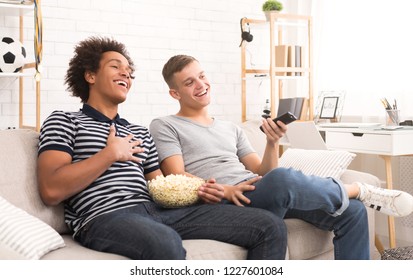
[{"x1": 262, "y1": 0, "x2": 283, "y2": 21}]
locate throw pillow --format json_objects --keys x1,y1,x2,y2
[
  {"x1": 279, "y1": 148, "x2": 356, "y2": 179},
  {"x1": 0, "y1": 196, "x2": 65, "y2": 260}
]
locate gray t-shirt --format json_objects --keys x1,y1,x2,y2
[{"x1": 150, "y1": 115, "x2": 257, "y2": 185}]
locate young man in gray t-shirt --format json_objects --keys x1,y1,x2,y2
[{"x1": 150, "y1": 54, "x2": 413, "y2": 260}]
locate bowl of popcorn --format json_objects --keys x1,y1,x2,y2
[{"x1": 147, "y1": 174, "x2": 205, "y2": 208}]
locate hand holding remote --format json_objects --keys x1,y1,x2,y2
[{"x1": 260, "y1": 112, "x2": 297, "y2": 132}]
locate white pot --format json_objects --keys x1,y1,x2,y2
[{"x1": 264, "y1": 11, "x2": 280, "y2": 21}]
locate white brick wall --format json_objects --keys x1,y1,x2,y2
[{"x1": 1, "y1": 0, "x2": 279, "y2": 129}]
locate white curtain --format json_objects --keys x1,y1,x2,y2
[{"x1": 311, "y1": 0, "x2": 413, "y2": 121}]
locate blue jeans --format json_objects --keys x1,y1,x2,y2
[
  {"x1": 238, "y1": 167, "x2": 370, "y2": 260},
  {"x1": 75, "y1": 202, "x2": 287, "y2": 260}
]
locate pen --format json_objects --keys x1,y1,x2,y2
[
  {"x1": 385, "y1": 98, "x2": 391, "y2": 109},
  {"x1": 380, "y1": 99, "x2": 386, "y2": 109},
  {"x1": 380, "y1": 98, "x2": 391, "y2": 109}
]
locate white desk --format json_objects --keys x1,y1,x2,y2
[{"x1": 318, "y1": 126, "x2": 413, "y2": 253}]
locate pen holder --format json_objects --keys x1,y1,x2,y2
[{"x1": 385, "y1": 109, "x2": 400, "y2": 126}]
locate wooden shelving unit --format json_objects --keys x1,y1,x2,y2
[
  {"x1": 240, "y1": 13, "x2": 313, "y2": 122},
  {"x1": 0, "y1": 1, "x2": 41, "y2": 131}
]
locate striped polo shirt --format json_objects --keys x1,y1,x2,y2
[{"x1": 38, "y1": 104, "x2": 159, "y2": 236}]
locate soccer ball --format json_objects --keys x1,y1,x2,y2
[{"x1": 0, "y1": 37, "x2": 27, "y2": 73}]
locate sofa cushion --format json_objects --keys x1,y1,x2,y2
[
  {"x1": 0, "y1": 243, "x2": 27, "y2": 260},
  {"x1": 240, "y1": 119, "x2": 267, "y2": 157},
  {"x1": 183, "y1": 239, "x2": 247, "y2": 260},
  {"x1": 284, "y1": 218, "x2": 333, "y2": 259},
  {"x1": 0, "y1": 129, "x2": 68, "y2": 234},
  {"x1": 41, "y1": 235, "x2": 128, "y2": 260},
  {"x1": 279, "y1": 148, "x2": 356, "y2": 179},
  {"x1": 340, "y1": 169, "x2": 381, "y2": 186},
  {"x1": 0, "y1": 196, "x2": 65, "y2": 260},
  {"x1": 41, "y1": 236, "x2": 247, "y2": 260}
]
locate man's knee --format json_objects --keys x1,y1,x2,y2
[
  {"x1": 255, "y1": 210, "x2": 287, "y2": 242},
  {"x1": 267, "y1": 167, "x2": 292, "y2": 178},
  {"x1": 262, "y1": 211, "x2": 288, "y2": 259},
  {"x1": 138, "y1": 225, "x2": 186, "y2": 259},
  {"x1": 341, "y1": 199, "x2": 368, "y2": 227},
  {"x1": 347, "y1": 200, "x2": 368, "y2": 217}
]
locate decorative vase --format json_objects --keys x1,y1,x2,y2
[{"x1": 264, "y1": 11, "x2": 280, "y2": 21}]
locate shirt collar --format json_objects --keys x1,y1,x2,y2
[{"x1": 81, "y1": 104, "x2": 130, "y2": 126}]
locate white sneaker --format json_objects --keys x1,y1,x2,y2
[{"x1": 357, "y1": 183, "x2": 413, "y2": 217}]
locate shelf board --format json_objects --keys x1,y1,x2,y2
[
  {"x1": 243, "y1": 68, "x2": 309, "y2": 80},
  {"x1": 242, "y1": 75, "x2": 270, "y2": 81},
  {"x1": 243, "y1": 14, "x2": 311, "y2": 26},
  {"x1": 245, "y1": 67, "x2": 310, "y2": 72},
  {"x1": 245, "y1": 69, "x2": 269, "y2": 74},
  {"x1": 0, "y1": 62, "x2": 36, "y2": 77},
  {"x1": 0, "y1": 2, "x2": 34, "y2": 16},
  {"x1": 242, "y1": 75, "x2": 307, "y2": 81},
  {"x1": 0, "y1": 71, "x2": 35, "y2": 77}
]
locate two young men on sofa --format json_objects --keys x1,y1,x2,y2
[{"x1": 36, "y1": 36, "x2": 413, "y2": 260}]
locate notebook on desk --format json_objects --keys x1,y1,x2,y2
[{"x1": 285, "y1": 121, "x2": 328, "y2": 150}]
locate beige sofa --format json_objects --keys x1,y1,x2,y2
[{"x1": 0, "y1": 124, "x2": 377, "y2": 260}]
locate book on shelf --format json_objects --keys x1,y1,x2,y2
[
  {"x1": 0, "y1": 0, "x2": 34, "y2": 4},
  {"x1": 299, "y1": 98, "x2": 309, "y2": 120},
  {"x1": 274, "y1": 45, "x2": 288, "y2": 76},
  {"x1": 277, "y1": 97, "x2": 307, "y2": 120},
  {"x1": 287, "y1": 45, "x2": 295, "y2": 76},
  {"x1": 280, "y1": 45, "x2": 303, "y2": 76},
  {"x1": 274, "y1": 44, "x2": 303, "y2": 76},
  {"x1": 294, "y1": 45, "x2": 303, "y2": 76}
]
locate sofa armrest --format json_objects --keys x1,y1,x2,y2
[
  {"x1": 340, "y1": 169, "x2": 381, "y2": 187},
  {"x1": 340, "y1": 169, "x2": 378, "y2": 258}
]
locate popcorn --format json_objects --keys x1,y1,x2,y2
[{"x1": 147, "y1": 174, "x2": 205, "y2": 208}]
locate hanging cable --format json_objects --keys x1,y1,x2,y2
[{"x1": 34, "y1": 0, "x2": 43, "y2": 81}]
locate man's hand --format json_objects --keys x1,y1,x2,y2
[
  {"x1": 260, "y1": 118, "x2": 287, "y2": 144},
  {"x1": 198, "y1": 176, "x2": 262, "y2": 206},
  {"x1": 106, "y1": 124, "x2": 144, "y2": 163},
  {"x1": 226, "y1": 176, "x2": 261, "y2": 206},
  {"x1": 198, "y1": 178, "x2": 225, "y2": 204}
]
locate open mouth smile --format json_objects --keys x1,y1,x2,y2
[
  {"x1": 115, "y1": 79, "x2": 128, "y2": 88},
  {"x1": 195, "y1": 88, "x2": 208, "y2": 97}
]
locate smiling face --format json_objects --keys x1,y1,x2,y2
[
  {"x1": 169, "y1": 60, "x2": 211, "y2": 111},
  {"x1": 85, "y1": 51, "x2": 134, "y2": 107}
]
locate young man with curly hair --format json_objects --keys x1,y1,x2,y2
[
  {"x1": 150, "y1": 54, "x2": 413, "y2": 260},
  {"x1": 37, "y1": 37, "x2": 287, "y2": 260}
]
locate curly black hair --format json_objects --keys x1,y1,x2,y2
[{"x1": 64, "y1": 36, "x2": 135, "y2": 103}]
